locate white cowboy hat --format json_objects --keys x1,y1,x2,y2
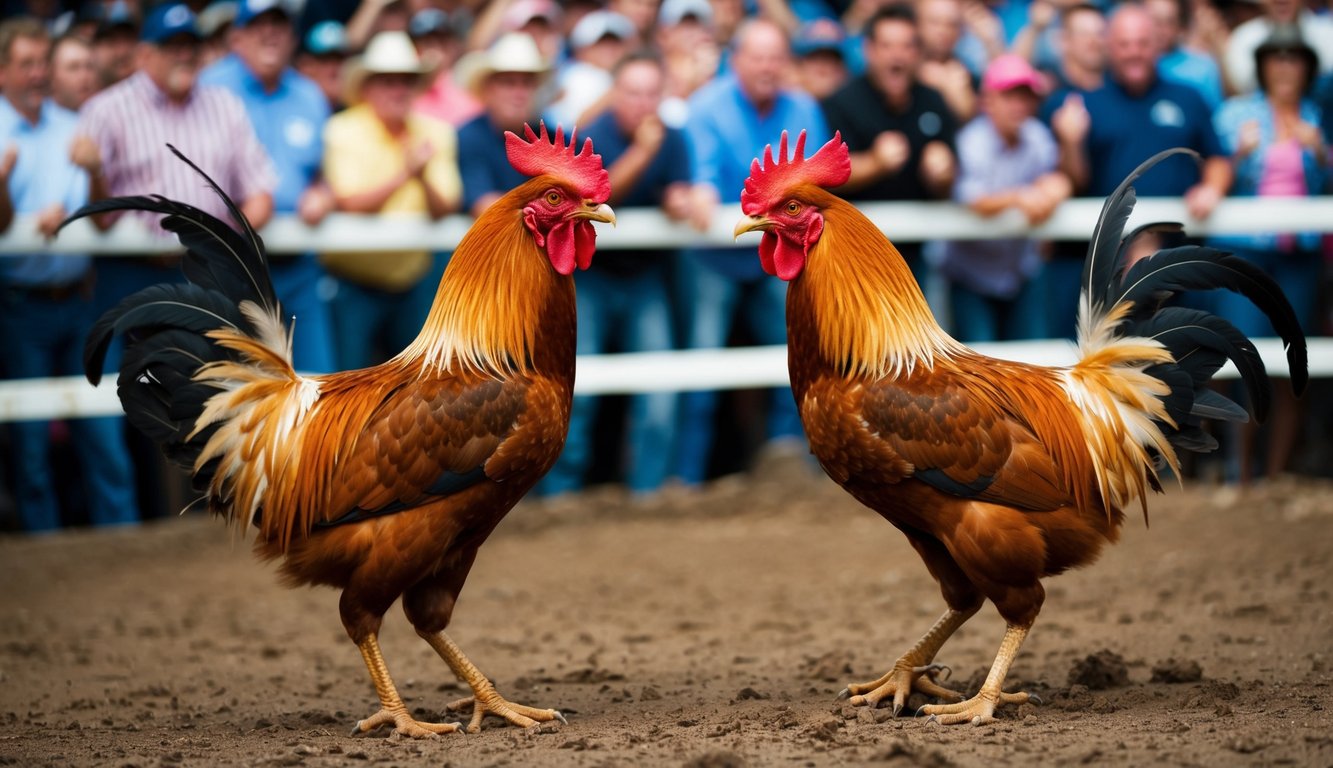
[
  {"x1": 342, "y1": 30, "x2": 433, "y2": 105},
  {"x1": 454, "y1": 32, "x2": 550, "y2": 96}
]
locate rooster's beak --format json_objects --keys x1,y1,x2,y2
[
  {"x1": 572, "y1": 203, "x2": 616, "y2": 227},
  {"x1": 733, "y1": 215, "x2": 772, "y2": 240}
]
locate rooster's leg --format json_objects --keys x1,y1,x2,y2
[
  {"x1": 352, "y1": 634, "x2": 461, "y2": 738},
  {"x1": 842, "y1": 605, "x2": 977, "y2": 714},
  {"x1": 420, "y1": 630, "x2": 566, "y2": 733},
  {"x1": 920, "y1": 623, "x2": 1032, "y2": 725}
]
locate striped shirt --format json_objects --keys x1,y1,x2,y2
[{"x1": 76, "y1": 72, "x2": 276, "y2": 235}]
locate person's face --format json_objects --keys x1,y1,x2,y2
[
  {"x1": 580, "y1": 34, "x2": 629, "y2": 70},
  {"x1": 50, "y1": 37, "x2": 97, "y2": 110},
  {"x1": 984, "y1": 85, "x2": 1038, "y2": 138},
  {"x1": 296, "y1": 52, "x2": 345, "y2": 107},
  {"x1": 1063, "y1": 9, "x2": 1106, "y2": 73},
  {"x1": 609, "y1": 0, "x2": 660, "y2": 35},
  {"x1": 611, "y1": 59, "x2": 663, "y2": 132},
  {"x1": 412, "y1": 31, "x2": 460, "y2": 70},
  {"x1": 917, "y1": 0, "x2": 963, "y2": 61},
  {"x1": 1261, "y1": 49, "x2": 1310, "y2": 101},
  {"x1": 93, "y1": 27, "x2": 137, "y2": 86},
  {"x1": 864, "y1": 18, "x2": 919, "y2": 99},
  {"x1": 362, "y1": 72, "x2": 417, "y2": 124},
  {"x1": 731, "y1": 22, "x2": 790, "y2": 107},
  {"x1": 1144, "y1": 0, "x2": 1181, "y2": 55},
  {"x1": 138, "y1": 35, "x2": 201, "y2": 99},
  {"x1": 658, "y1": 16, "x2": 712, "y2": 54},
  {"x1": 481, "y1": 70, "x2": 538, "y2": 129},
  {"x1": 0, "y1": 34, "x2": 50, "y2": 118},
  {"x1": 1107, "y1": 8, "x2": 1156, "y2": 93},
  {"x1": 797, "y1": 50, "x2": 847, "y2": 100},
  {"x1": 233, "y1": 10, "x2": 294, "y2": 85}
]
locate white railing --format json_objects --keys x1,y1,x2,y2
[{"x1": 0, "y1": 198, "x2": 1329, "y2": 424}]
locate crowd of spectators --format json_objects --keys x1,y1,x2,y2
[{"x1": 2, "y1": 0, "x2": 1331, "y2": 531}]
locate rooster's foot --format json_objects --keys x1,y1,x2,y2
[
  {"x1": 446, "y1": 687, "x2": 567, "y2": 733},
  {"x1": 352, "y1": 707, "x2": 461, "y2": 738},
  {"x1": 920, "y1": 689, "x2": 1031, "y2": 725},
  {"x1": 840, "y1": 662, "x2": 961, "y2": 714}
]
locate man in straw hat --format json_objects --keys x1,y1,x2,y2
[
  {"x1": 454, "y1": 32, "x2": 549, "y2": 217},
  {"x1": 320, "y1": 30, "x2": 462, "y2": 370}
]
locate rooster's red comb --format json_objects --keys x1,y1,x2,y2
[
  {"x1": 504, "y1": 122, "x2": 611, "y2": 203},
  {"x1": 740, "y1": 131, "x2": 850, "y2": 215}
]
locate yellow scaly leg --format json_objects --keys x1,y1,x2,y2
[
  {"x1": 920, "y1": 624, "x2": 1033, "y2": 725},
  {"x1": 420, "y1": 630, "x2": 566, "y2": 733},
  {"x1": 841, "y1": 605, "x2": 978, "y2": 714},
  {"x1": 352, "y1": 634, "x2": 461, "y2": 738}
]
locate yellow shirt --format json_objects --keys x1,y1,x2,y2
[{"x1": 320, "y1": 104, "x2": 462, "y2": 291}]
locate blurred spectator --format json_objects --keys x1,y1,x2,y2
[
  {"x1": 916, "y1": 0, "x2": 978, "y2": 120},
  {"x1": 1038, "y1": 2, "x2": 1105, "y2": 97},
  {"x1": 200, "y1": 0, "x2": 337, "y2": 373},
  {"x1": 296, "y1": 20, "x2": 350, "y2": 112},
  {"x1": 470, "y1": 0, "x2": 564, "y2": 62},
  {"x1": 0, "y1": 17, "x2": 138, "y2": 532},
  {"x1": 546, "y1": 10, "x2": 636, "y2": 128},
  {"x1": 676, "y1": 18, "x2": 828, "y2": 486},
  {"x1": 1146, "y1": 0, "x2": 1224, "y2": 110},
  {"x1": 196, "y1": 0, "x2": 238, "y2": 69},
  {"x1": 657, "y1": 0, "x2": 720, "y2": 126},
  {"x1": 821, "y1": 6, "x2": 958, "y2": 282},
  {"x1": 410, "y1": 8, "x2": 482, "y2": 128},
  {"x1": 90, "y1": 0, "x2": 138, "y2": 89},
  {"x1": 49, "y1": 33, "x2": 97, "y2": 111},
  {"x1": 940, "y1": 55, "x2": 1070, "y2": 342},
  {"x1": 70, "y1": 2, "x2": 276, "y2": 521},
  {"x1": 1211, "y1": 24, "x2": 1325, "y2": 483},
  {"x1": 544, "y1": 53, "x2": 690, "y2": 498},
  {"x1": 1054, "y1": 4, "x2": 1230, "y2": 210},
  {"x1": 1225, "y1": 0, "x2": 1333, "y2": 95},
  {"x1": 320, "y1": 30, "x2": 462, "y2": 369},
  {"x1": 346, "y1": 0, "x2": 413, "y2": 52},
  {"x1": 455, "y1": 32, "x2": 549, "y2": 217},
  {"x1": 611, "y1": 0, "x2": 663, "y2": 39},
  {"x1": 794, "y1": 19, "x2": 850, "y2": 100}
]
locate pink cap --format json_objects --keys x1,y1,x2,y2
[{"x1": 982, "y1": 54, "x2": 1046, "y2": 94}]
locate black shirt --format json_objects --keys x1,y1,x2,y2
[{"x1": 820, "y1": 76, "x2": 959, "y2": 203}]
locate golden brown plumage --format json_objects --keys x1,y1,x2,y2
[
  {"x1": 74, "y1": 128, "x2": 616, "y2": 738},
  {"x1": 737, "y1": 135, "x2": 1307, "y2": 723}
]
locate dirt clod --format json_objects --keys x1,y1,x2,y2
[{"x1": 1068, "y1": 650, "x2": 1130, "y2": 690}]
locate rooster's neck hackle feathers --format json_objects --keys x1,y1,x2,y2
[
  {"x1": 742, "y1": 131, "x2": 851, "y2": 216},
  {"x1": 504, "y1": 122, "x2": 610, "y2": 202},
  {"x1": 398, "y1": 179, "x2": 568, "y2": 377},
  {"x1": 796, "y1": 195, "x2": 963, "y2": 379}
]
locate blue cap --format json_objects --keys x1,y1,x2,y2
[
  {"x1": 794, "y1": 19, "x2": 846, "y2": 58},
  {"x1": 303, "y1": 20, "x2": 348, "y2": 56},
  {"x1": 141, "y1": 3, "x2": 200, "y2": 43},
  {"x1": 234, "y1": 0, "x2": 291, "y2": 28},
  {"x1": 409, "y1": 8, "x2": 452, "y2": 38}
]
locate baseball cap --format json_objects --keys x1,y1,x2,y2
[
  {"x1": 569, "y1": 11, "x2": 636, "y2": 50},
  {"x1": 659, "y1": 0, "x2": 713, "y2": 27},
  {"x1": 141, "y1": 3, "x2": 200, "y2": 44},
  {"x1": 503, "y1": 0, "x2": 561, "y2": 31},
  {"x1": 91, "y1": 0, "x2": 138, "y2": 40},
  {"x1": 303, "y1": 20, "x2": 348, "y2": 56},
  {"x1": 234, "y1": 0, "x2": 291, "y2": 27},
  {"x1": 409, "y1": 8, "x2": 452, "y2": 38},
  {"x1": 794, "y1": 19, "x2": 846, "y2": 58},
  {"x1": 982, "y1": 54, "x2": 1045, "y2": 93}
]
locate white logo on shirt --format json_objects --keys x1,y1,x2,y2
[
  {"x1": 285, "y1": 118, "x2": 314, "y2": 148},
  {"x1": 919, "y1": 111, "x2": 942, "y2": 137},
  {"x1": 1151, "y1": 99, "x2": 1185, "y2": 128}
]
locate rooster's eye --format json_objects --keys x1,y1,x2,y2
[
  {"x1": 545, "y1": 191, "x2": 563, "y2": 206},
  {"x1": 786, "y1": 201, "x2": 802, "y2": 216}
]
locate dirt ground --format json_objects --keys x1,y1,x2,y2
[{"x1": 2, "y1": 465, "x2": 1332, "y2": 768}]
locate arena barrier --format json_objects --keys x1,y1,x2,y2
[{"x1": 1, "y1": 198, "x2": 1330, "y2": 423}]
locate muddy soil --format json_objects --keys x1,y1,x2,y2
[{"x1": 2, "y1": 469, "x2": 1331, "y2": 767}]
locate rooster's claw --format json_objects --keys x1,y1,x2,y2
[{"x1": 835, "y1": 687, "x2": 852, "y2": 701}]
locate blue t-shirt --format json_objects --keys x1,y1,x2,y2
[
  {"x1": 685, "y1": 76, "x2": 829, "y2": 280},
  {"x1": 1083, "y1": 77, "x2": 1224, "y2": 197},
  {"x1": 199, "y1": 55, "x2": 327, "y2": 213},
  {"x1": 0, "y1": 97, "x2": 90, "y2": 287},
  {"x1": 457, "y1": 114, "x2": 529, "y2": 214}
]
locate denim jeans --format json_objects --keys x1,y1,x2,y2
[
  {"x1": 949, "y1": 266, "x2": 1050, "y2": 343},
  {"x1": 542, "y1": 264, "x2": 678, "y2": 495},
  {"x1": 330, "y1": 254, "x2": 448, "y2": 370},
  {"x1": 1, "y1": 283, "x2": 138, "y2": 531},
  {"x1": 672, "y1": 249, "x2": 802, "y2": 485},
  {"x1": 269, "y1": 255, "x2": 337, "y2": 373}
]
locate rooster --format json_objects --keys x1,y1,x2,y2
[
  {"x1": 733, "y1": 132, "x2": 1307, "y2": 725},
  {"x1": 67, "y1": 124, "x2": 616, "y2": 738}
]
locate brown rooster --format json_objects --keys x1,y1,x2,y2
[
  {"x1": 69, "y1": 125, "x2": 616, "y2": 738},
  {"x1": 734, "y1": 133, "x2": 1307, "y2": 724}
]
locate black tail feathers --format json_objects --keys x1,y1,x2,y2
[
  {"x1": 63, "y1": 145, "x2": 281, "y2": 480},
  {"x1": 1080, "y1": 148, "x2": 1308, "y2": 455}
]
